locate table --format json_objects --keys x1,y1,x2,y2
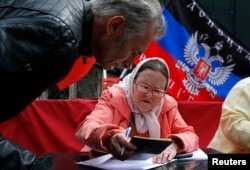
[{"x1": 38, "y1": 148, "x2": 221, "y2": 170}]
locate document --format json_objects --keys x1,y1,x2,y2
[
  {"x1": 77, "y1": 149, "x2": 207, "y2": 170},
  {"x1": 77, "y1": 153, "x2": 175, "y2": 170}
]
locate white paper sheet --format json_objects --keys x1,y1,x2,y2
[
  {"x1": 77, "y1": 153, "x2": 174, "y2": 170},
  {"x1": 76, "y1": 149, "x2": 207, "y2": 170},
  {"x1": 181, "y1": 149, "x2": 208, "y2": 160}
]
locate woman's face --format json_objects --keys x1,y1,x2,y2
[{"x1": 132, "y1": 68, "x2": 167, "y2": 112}]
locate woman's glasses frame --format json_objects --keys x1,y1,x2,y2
[{"x1": 134, "y1": 82, "x2": 166, "y2": 97}]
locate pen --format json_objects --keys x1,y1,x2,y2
[{"x1": 121, "y1": 127, "x2": 132, "y2": 156}]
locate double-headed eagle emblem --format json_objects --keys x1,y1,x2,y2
[{"x1": 176, "y1": 31, "x2": 235, "y2": 98}]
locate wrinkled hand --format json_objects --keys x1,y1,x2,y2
[
  {"x1": 152, "y1": 142, "x2": 178, "y2": 164},
  {"x1": 108, "y1": 132, "x2": 137, "y2": 161}
]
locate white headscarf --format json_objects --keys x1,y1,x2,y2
[{"x1": 115, "y1": 57, "x2": 170, "y2": 138}]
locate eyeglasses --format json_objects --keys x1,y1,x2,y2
[{"x1": 134, "y1": 82, "x2": 166, "y2": 97}]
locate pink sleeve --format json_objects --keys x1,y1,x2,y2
[
  {"x1": 76, "y1": 88, "x2": 125, "y2": 152},
  {"x1": 165, "y1": 99, "x2": 199, "y2": 153}
]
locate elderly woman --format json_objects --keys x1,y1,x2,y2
[{"x1": 76, "y1": 57, "x2": 199, "y2": 163}]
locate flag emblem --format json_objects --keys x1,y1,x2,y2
[{"x1": 176, "y1": 31, "x2": 235, "y2": 97}]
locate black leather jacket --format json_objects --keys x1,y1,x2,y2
[
  {"x1": 0, "y1": 134, "x2": 47, "y2": 170},
  {"x1": 0, "y1": 0, "x2": 93, "y2": 122},
  {"x1": 0, "y1": 0, "x2": 92, "y2": 169}
]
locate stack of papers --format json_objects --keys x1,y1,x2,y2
[{"x1": 77, "y1": 149, "x2": 207, "y2": 170}]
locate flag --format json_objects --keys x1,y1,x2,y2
[{"x1": 139, "y1": 0, "x2": 250, "y2": 101}]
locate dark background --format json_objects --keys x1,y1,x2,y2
[
  {"x1": 197, "y1": 0, "x2": 250, "y2": 48},
  {"x1": 160, "y1": 0, "x2": 250, "y2": 48}
]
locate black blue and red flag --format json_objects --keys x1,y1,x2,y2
[{"x1": 136, "y1": 0, "x2": 250, "y2": 101}]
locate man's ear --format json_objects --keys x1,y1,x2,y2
[{"x1": 106, "y1": 16, "x2": 125, "y2": 35}]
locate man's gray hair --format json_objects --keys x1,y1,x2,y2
[{"x1": 92, "y1": 0, "x2": 166, "y2": 43}]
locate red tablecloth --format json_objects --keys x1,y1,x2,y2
[{"x1": 0, "y1": 99, "x2": 222, "y2": 156}]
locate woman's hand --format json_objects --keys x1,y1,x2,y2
[
  {"x1": 152, "y1": 142, "x2": 178, "y2": 164},
  {"x1": 107, "y1": 132, "x2": 137, "y2": 160}
]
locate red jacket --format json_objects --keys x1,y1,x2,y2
[{"x1": 76, "y1": 86, "x2": 199, "y2": 153}]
